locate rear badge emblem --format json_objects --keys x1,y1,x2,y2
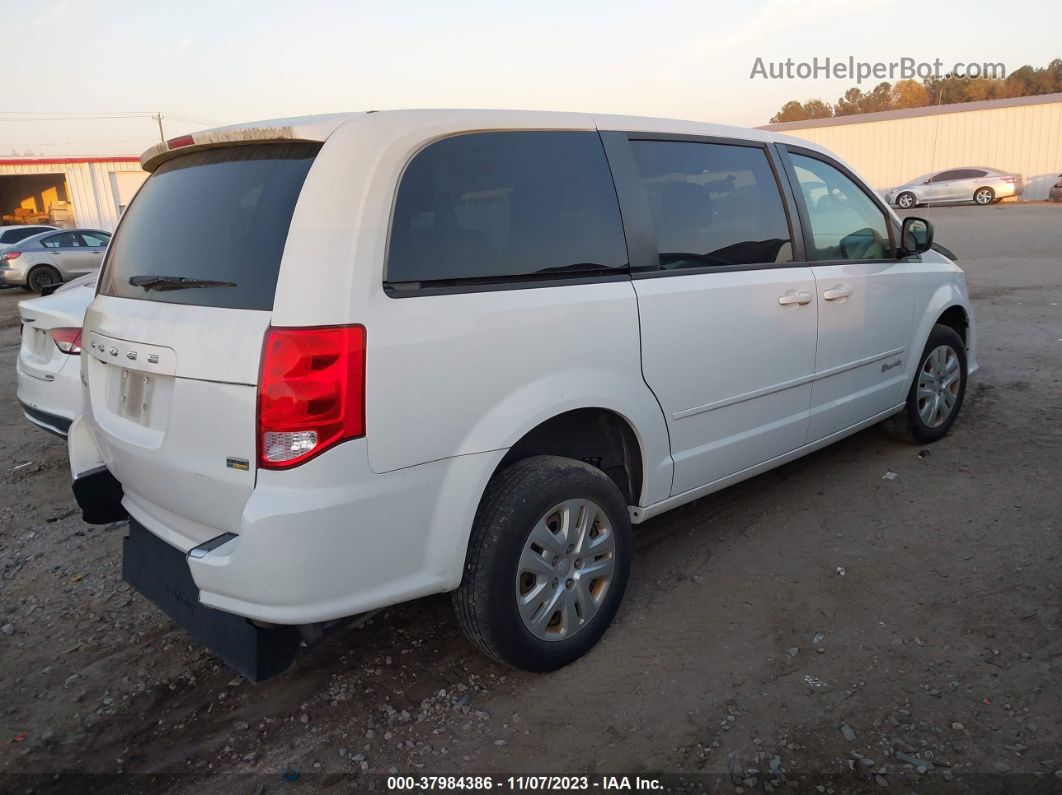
[
  {"x1": 127, "y1": 351, "x2": 137, "y2": 360},
  {"x1": 226, "y1": 458, "x2": 250, "y2": 471},
  {"x1": 148, "y1": 353, "x2": 159, "y2": 364},
  {"x1": 109, "y1": 347, "x2": 118, "y2": 357}
]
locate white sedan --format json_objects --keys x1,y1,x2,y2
[{"x1": 16, "y1": 273, "x2": 95, "y2": 437}]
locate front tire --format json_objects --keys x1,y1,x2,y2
[
  {"x1": 453, "y1": 455, "x2": 632, "y2": 671},
  {"x1": 896, "y1": 191, "x2": 916, "y2": 209},
  {"x1": 973, "y1": 186, "x2": 995, "y2": 206},
  {"x1": 883, "y1": 324, "x2": 967, "y2": 444}
]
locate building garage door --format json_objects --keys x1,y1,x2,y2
[{"x1": 0, "y1": 173, "x2": 72, "y2": 226}]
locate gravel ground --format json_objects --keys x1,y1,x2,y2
[{"x1": 0, "y1": 204, "x2": 1059, "y2": 793}]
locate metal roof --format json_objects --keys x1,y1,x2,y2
[{"x1": 760, "y1": 91, "x2": 1062, "y2": 131}]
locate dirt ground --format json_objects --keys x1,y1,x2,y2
[{"x1": 0, "y1": 204, "x2": 1059, "y2": 794}]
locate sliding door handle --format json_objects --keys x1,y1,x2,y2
[
  {"x1": 778, "y1": 291, "x2": 813, "y2": 306},
  {"x1": 823, "y1": 286, "x2": 853, "y2": 301}
]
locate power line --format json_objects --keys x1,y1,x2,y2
[{"x1": 0, "y1": 115, "x2": 156, "y2": 122}]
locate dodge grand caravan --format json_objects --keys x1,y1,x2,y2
[{"x1": 69, "y1": 110, "x2": 976, "y2": 681}]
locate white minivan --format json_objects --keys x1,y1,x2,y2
[{"x1": 69, "y1": 110, "x2": 976, "y2": 681}]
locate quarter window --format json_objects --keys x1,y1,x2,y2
[
  {"x1": 386, "y1": 131, "x2": 628, "y2": 286},
  {"x1": 79, "y1": 232, "x2": 110, "y2": 246},
  {"x1": 629, "y1": 140, "x2": 793, "y2": 269},
  {"x1": 790, "y1": 154, "x2": 890, "y2": 261}
]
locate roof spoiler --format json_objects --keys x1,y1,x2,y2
[
  {"x1": 140, "y1": 125, "x2": 306, "y2": 172},
  {"x1": 139, "y1": 113, "x2": 363, "y2": 172}
]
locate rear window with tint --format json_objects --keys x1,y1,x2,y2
[
  {"x1": 100, "y1": 143, "x2": 320, "y2": 311},
  {"x1": 386, "y1": 131, "x2": 628, "y2": 287}
]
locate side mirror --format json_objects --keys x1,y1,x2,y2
[{"x1": 901, "y1": 216, "x2": 933, "y2": 255}]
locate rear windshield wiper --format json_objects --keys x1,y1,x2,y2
[{"x1": 129, "y1": 275, "x2": 237, "y2": 292}]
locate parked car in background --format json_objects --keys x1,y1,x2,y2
[
  {"x1": 16, "y1": 273, "x2": 95, "y2": 437},
  {"x1": 69, "y1": 111, "x2": 977, "y2": 681},
  {"x1": 1, "y1": 228, "x2": 111, "y2": 293},
  {"x1": 0, "y1": 224, "x2": 58, "y2": 252},
  {"x1": 885, "y1": 167, "x2": 1023, "y2": 208},
  {"x1": 1050, "y1": 173, "x2": 1062, "y2": 202}
]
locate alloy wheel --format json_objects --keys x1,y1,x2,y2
[{"x1": 516, "y1": 499, "x2": 616, "y2": 642}]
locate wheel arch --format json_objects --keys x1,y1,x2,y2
[
  {"x1": 904, "y1": 286, "x2": 977, "y2": 392},
  {"x1": 493, "y1": 407, "x2": 645, "y2": 507},
  {"x1": 935, "y1": 304, "x2": 969, "y2": 346},
  {"x1": 440, "y1": 399, "x2": 662, "y2": 595}
]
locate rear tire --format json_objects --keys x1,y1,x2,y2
[
  {"x1": 453, "y1": 455, "x2": 632, "y2": 671},
  {"x1": 973, "y1": 186, "x2": 995, "y2": 206},
  {"x1": 882, "y1": 324, "x2": 967, "y2": 444},
  {"x1": 26, "y1": 265, "x2": 61, "y2": 294}
]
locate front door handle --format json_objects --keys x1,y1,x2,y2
[
  {"x1": 778, "y1": 291, "x2": 813, "y2": 306},
  {"x1": 823, "y1": 285, "x2": 852, "y2": 301}
]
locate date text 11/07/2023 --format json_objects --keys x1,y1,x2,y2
[{"x1": 387, "y1": 775, "x2": 665, "y2": 791}]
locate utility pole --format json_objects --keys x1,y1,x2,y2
[{"x1": 153, "y1": 112, "x2": 165, "y2": 143}]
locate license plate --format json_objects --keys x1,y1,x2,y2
[
  {"x1": 32, "y1": 328, "x2": 51, "y2": 359},
  {"x1": 118, "y1": 368, "x2": 153, "y2": 423}
]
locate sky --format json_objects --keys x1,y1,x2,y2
[{"x1": 2, "y1": 0, "x2": 1059, "y2": 157}]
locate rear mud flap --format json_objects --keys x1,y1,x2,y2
[
  {"x1": 122, "y1": 519, "x2": 301, "y2": 683},
  {"x1": 72, "y1": 467, "x2": 128, "y2": 525}
]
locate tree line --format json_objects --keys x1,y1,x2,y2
[{"x1": 768, "y1": 59, "x2": 1062, "y2": 123}]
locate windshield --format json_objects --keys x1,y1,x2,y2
[{"x1": 99, "y1": 142, "x2": 320, "y2": 311}]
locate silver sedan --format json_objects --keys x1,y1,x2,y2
[
  {"x1": 0, "y1": 228, "x2": 111, "y2": 293},
  {"x1": 885, "y1": 167, "x2": 1023, "y2": 209}
]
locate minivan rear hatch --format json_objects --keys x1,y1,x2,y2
[{"x1": 84, "y1": 142, "x2": 320, "y2": 547}]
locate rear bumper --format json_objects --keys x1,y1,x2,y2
[
  {"x1": 20, "y1": 401, "x2": 72, "y2": 438},
  {"x1": 122, "y1": 518, "x2": 301, "y2": 682},
  {"x1": 16, "y1": 358, "x2": 82, "y2": 437},
  {"x1": 104, "y1": 439, "x2": 506, "y2": 626},
  {"x1": 1, "y1": 267, "x2": 27, "y2": 285}
]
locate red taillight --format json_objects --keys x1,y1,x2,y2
[
  {"x1": 167, "y1": 135, "x2": 194, "y2": 149},
  {"x1": 2, "y1": 251, "x2": 21, "y2": 260},
  {"x1": 257, "y1": 325, "x2": 365, "y2": 469},
  {"x1": 50, "y1": 327, "x2": 82, "y2": 355},
  {"x1": 1000, "y1": 176, "x2": 1016, "y2": 183}
]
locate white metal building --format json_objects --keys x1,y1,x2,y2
[
  {"x1": 0, "y1": 156, "x2": 148, "y2": 231},
  {"x1": 762, "y1": 92, "x2": 1062, "y2": 200}
]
